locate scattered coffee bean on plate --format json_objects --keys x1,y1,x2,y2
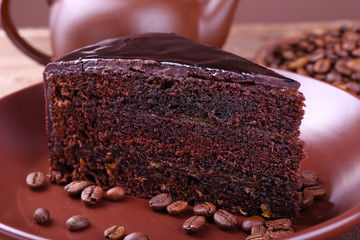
[
  {"x1": 106, "y1": 186, "x2": 126, "y2": 201},
  {"x1": 123, "y1": 232, "x2": 149, "y2": 240},
  {"x1": 26, "y1": 172, "x2": 46, "y2": 189},
  {"x1": 33, "y1": 208, "x2": 50, "y2": 225},
  {"x1": 149, "y1": 193, "x2": 172, "y2": 211},
  {"x1": 66, "y1": 215, "x2": 90, "y2": 231},
  {"x1": 193, "y1": 202, "x2": 217, "y2": 217},
  {"x1": 64, "y1": 180, "x2": 91, "y2": 196},
  {"x1": 213, "y1": 209, "x2": 237, "y2": 230},
  {"x1": 104, "y1": 225, "x2": 126, "y2": 240},
  {"x1": 166, "y1": 200, "x2": 188, "y2": 215},
  {"x1": 81, "y1": 185, "x2": 103, "y2": 206},
  {"x1": 183, "y1": 215, "x2": 206, "y2": 234}
]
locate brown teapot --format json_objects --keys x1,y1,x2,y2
[{"x1": 1, "y1": 0, "x2": 239, "y2": 65}]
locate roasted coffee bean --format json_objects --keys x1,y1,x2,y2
[
  {"x1": 265, "y1": 218, "x2": 292, "y2": 228},
  {"x1": 335, "y1": 60, "x2": 352, "y2": 76},
  {"x1": 300, "y1": 176, "x2": 317, "y2": 188},
  {"x1": 213, "y1": 209, "x2": 237, "y2": 230},
  {"x1": 346, "y1": 59, "x2": 360, "y2": 72},
  {"x1": 123, "y1": 232, "x2": 149, "y2": 240},
  {"x1": 307, "y1": 48, "x2": 325, "y2": 62},
  {"x1": 351, "y1": 48, "x2": 360, "y2": 57},
  {"x1": 326, "y1": 71, "x2": 343, "y2": 82},
  {"x1": 193, "y1": 202, "x2": 217, "y2": 217},
  {"x1": 81, "y1": 185, "x2": 103, "y2": 205},
  {"x1": 251, "y1": 225, "x2": 267, "y2": 235},
  {"x1": 149, "y1": 193, "x2": 172, "y2": 211},
  {"x1": 33, "y1": 208, "x2": 50, "y2": 225},
  {"x1": 313, "y1": 59, "x2": 331, "y2": 73},
  {"x1": 104, "y1": 225, "x2": 126, "y2": 240},
  {"x1": 64, "y1": 180, "x2": 91, "y2": 196},
  {"x1": 304, "y1": 185, "x2": 327, "y2": 200},
  {"x1": 183, "y1": 215, "x2": 206, "y2": 234},
  {"x1": 302, "y1": 188, "x2": 315, "y2": 210},
  {"x1": 266, "y1": 225, "x2": 294, "y2": 238},
  {"x1": 347, "y1": 81, "x2": 360, "y2": 93},
  {"x1": 288, "y1": 57, "x2": 308, "y2": 70},
  {"x1": 26, "y1": 172, "x2": 46, "y2": 189},
  {"x1": 246, "y1": 233, "x2": 271, "y2": 240},
  {"x1": 66, "y1": 215, "x2": 89, "y2": 231},
  {"x1": 241, "y1": 216, "x2": 265, "y2": 233},
  {"x1": 166, "y1": 200, "x2": 188, "y2": 215},
  {"x1": 106, "y1": 187, "x2": 126, "y2": 201}
]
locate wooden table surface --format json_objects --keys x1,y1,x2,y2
[{"x1": 1, "y1": 20, "x2": 360, "y2": 239}]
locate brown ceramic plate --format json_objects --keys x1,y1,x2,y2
[{"x1": 1, "y1": 70, "x2": 360, "y2": 240}]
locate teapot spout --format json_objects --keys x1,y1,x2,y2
[{"x1": 198, "y1": 0, "x2": 239, "y2": 48}]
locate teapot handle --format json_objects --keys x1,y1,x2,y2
[{"x1": 1, "y1": 0, "x2": 52, "y2": 65}]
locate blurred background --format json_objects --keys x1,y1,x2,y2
[{"x1": 0, "y1": 0, "x2": 359, "y2": 28}]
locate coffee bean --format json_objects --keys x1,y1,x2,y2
[
  {"x1": 334, "y1": 42, "x2": 349, "y2": 57},
  {"x1": 342, "y1": 40, "x2": 357, "y2": 51},
  {"x1": 351, "y1": 48, "x2": 360, "y2": 57},
  {"x1": 183, "y1": 215, "x2": 206, "y2": 234},
  {"x1": 288, "y1": 57, "x2": 308, "y2": 70},
  {"x1": 300, "y1": 176, "x2": 317, "y2": 188},
  {"x1": 266, "y1": 225, "x2": 294, "y2": 238},
  {"x1": 104, "y1": 225, "x2": 126, "y2": 240},
  {"x1": 123, "y1": 232, "x2": 149, "y2": 240},
  {"x1": 335, "y1": 60, "x2": 352, "y2": 76},
  {"x1": 245, "y1": 233, "x2": 271, "y2": 240},
  {"x1": 81, "y1": 185, "x2": 103, "y2": 206},
  {"x1": 346, "y1": 59, "x2": 360, "y2": 72},
  {"x1": 302, "y1": 188, "x2": 315, "y2": 210},
  {"x1": 313, "y1": 59, "x2": 331, "y2": 73},
  {"x1": 304, "y1": 185, "x2": 327, "y2": 200},
  {"x1": 347, "y1": 81, "x2": 360, "y2": 93},
  {"x1": 307, "y1": 48, "x2": 325, "y2": 62},
  {"x1": 251, "y1": 225, "x2": 267, "y2": 235},
  {"x1": 106, "y1": 187, "x2": 126, "y2": 201},
  {"x1": 166, "y1": 200, "x2": 188, "y2": 215},
  {"x1": 241, "y1": 216, "x2": 265, "y2": 233},
  {"x1": 26, "y1": 172, "x2": 46, "y2": 189},
  {"x1": 66, "y1": 215, "x2": 89, "y2": 231},
  {"x1": 213, "y1": 209, "x2": 237, "y2": 230},
  {"x1": 301, "y1": 170, "x2": 318, "y2": 181},
  {"x1": 193, "y1": 202, "x2": 217, "y2": 217},
  {"x1": 149, "y1": 193, "x2": 172, "y2": 211},
  {"x1": 64, "y1": 180, "x2": 91, "y2": 196},
  {"x1": 326, "y1": 71, "x2": 342, "y2": 82},
  {"x1": 33, "y1": 208, "x2": 50, "y2": 225},
  {"x1": 265, "y1": 218, "x2": 292, "y2": 228}
]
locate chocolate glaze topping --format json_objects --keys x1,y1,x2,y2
[{"x1": 58, "y1": 33, "x2": 299, "y2": 89}]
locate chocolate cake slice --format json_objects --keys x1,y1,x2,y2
[{"x1": 44, "y1": 33, "x2": 305, "y2": 219}]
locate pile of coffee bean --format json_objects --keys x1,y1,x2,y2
[
  {"x1": 26, "y1": 172, "x2": 149, "y2": 239},
  {"x1": 148, "y1": 169, "x2": 326, "y2": 239},
  {"x1": 263, "y1": 25, "x2": 360, "y2": 96}
]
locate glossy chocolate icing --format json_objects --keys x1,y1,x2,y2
[{"x1": 57, "y1": 33, "x2": 299, "y2": 89}]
